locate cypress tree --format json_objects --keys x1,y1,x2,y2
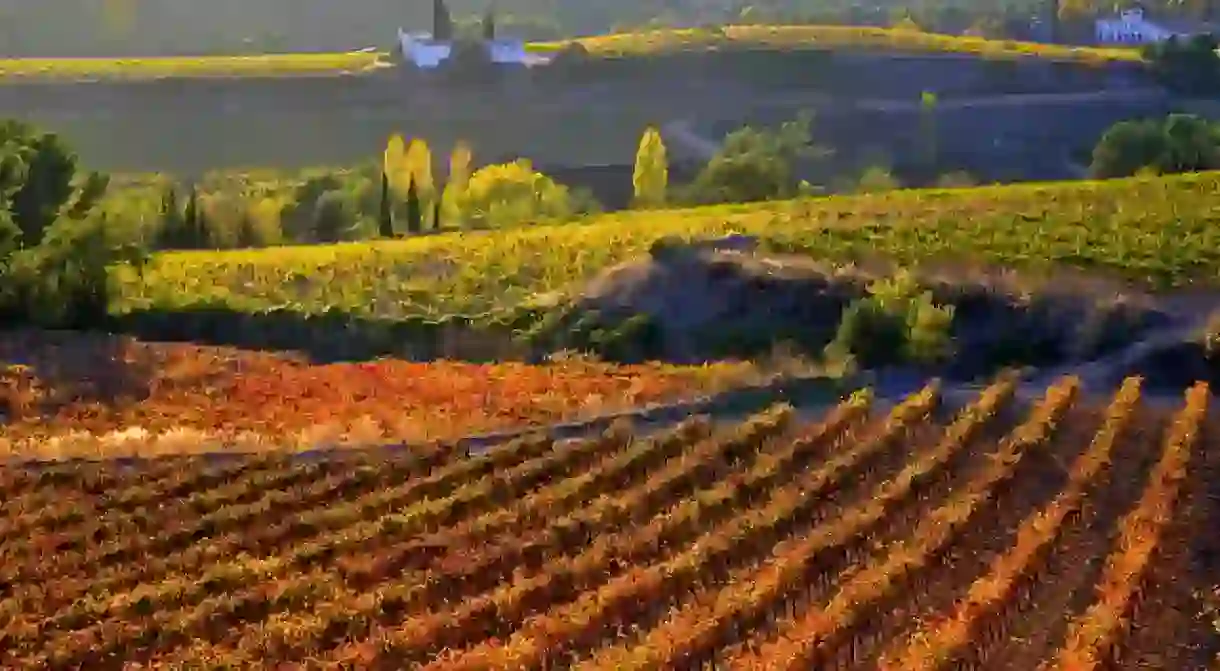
[
  {"x1": 405, "y1": 177, "x2": 422, "y2": 234},
  {"x1": 378, "y1": 171, "x2": 395, "y2": 238},
  {"x1": 183, "y1": 186, "x2": 199, "y2": 248},
  {"x1": 433, "y1": 199, "x2": 442, "y2": 231},
  {"x1": 157, "y1": 184, "x2": 182, "y2": 249},
  {"x1": 433, "y1": 0, "x2": 453, "y2": 40},
  {"x1": 236, "y1": 213, "x2": 257, "y2": 248},
  {"x1": 483, "y1": 5, "x2": 496, "y2": 41}
]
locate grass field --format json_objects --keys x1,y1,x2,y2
[
  {"x1": 0, "y1": 24, "x2": 1140, "y2": 81},
  {"x1": 115, "y1": 172, "x2": 1220, "y2": 323},
  {"x1": 0, "y1": 331, "x2": 760, "y2": 459},
  {"x1": 0, "y1": 375, "x2": 1214, "y2": 667}
]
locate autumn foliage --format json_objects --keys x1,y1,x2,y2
[
  {"x1": 0, "y1": 331, "x2": 757, "y2": 458},
  {"x1": 0, "y1": 375, "x2": 1214, "y2": 668}
]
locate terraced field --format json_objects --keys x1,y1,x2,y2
[{"x1": 0, "y1": 374, "x2": 1215, "y2": 668}]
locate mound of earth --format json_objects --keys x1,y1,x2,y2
[{"x1": 564, "y1": 235, "x2": 1172, "y2": 379}]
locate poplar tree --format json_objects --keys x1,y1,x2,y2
[
  {"x1": 443, "y1": 140, "x2": 472, "y2": 225},
  {"x1": 632, "y1": 126, "x2": 669, "y2": 208}
]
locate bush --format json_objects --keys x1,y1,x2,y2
[
  {"x1": 459, "y1": 159, "x2": 575, "y2": 228},
  {"x1": 1090, "y1": 114, "x2": 1220, "y2": 179},
  {"x1": 826, "y1": 271, "x2": 954, "y2": 369}
]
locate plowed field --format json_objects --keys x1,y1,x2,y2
[{"x1": 0, "y1": 375, "x2": 1216, "y2": 669}]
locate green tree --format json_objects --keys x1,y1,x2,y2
[
  {"x1": 855, "y1": 165, "x2": 901, "y2": 193},
  {"x1": 155, "y1": 183, "x2": 184, "y2": 249},
  {"x1": 1145, "y1": 33, "x2": 1220, "y2": 94},
  {"x1": 687, "y1": 113, "x2": 826, "y2": 204},
  {"x1": 0, "y1": 120, "x2": 146, "y2": 328},
  {"x1": 0, "y1": 120, "x2": 105, "y2": 249},
  {"x1": 235, "y1": 209, "x2": 259, "y2": 248},
  {"x1": 312, "y1": 191, "x2": 355, "y2": 243},
  {"x1": 632, "y1": 126, "x2": 669, "y2": 208},
  {"x1": 1089, "y1": 114, "x2": 1220, "y2": 179},
  {"x1": 182, "y1": 185, "x2": 211, "y2": 249},
  {"x1": 405, "y1": 177, "x2": 423, "y2": 234},
  {"x1": 378, "y1": 171, "x2": 394, "y2": 238},
  {"x1": 434, "y1": 0, "x2": 454, "y2": 40},
  {"x1": 483, "y1": 5, "x2": 497, "y2": 41}
]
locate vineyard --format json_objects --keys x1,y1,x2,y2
[
  {"x1": 116, "y1": 172, "x2": 1220, "y2": 322},
  {"x1": 535, "y1": 24, "x2": 1141, "y2": 64},
  {"x1": 0, "y1": 23, "x2": 1139, "y2": 82},
  {"x1": 0, "y1": 332, "x2": 760, "y2": 459},
  {"x1": 0, "y1": 375, "x2": 1215, "y2": 668}
]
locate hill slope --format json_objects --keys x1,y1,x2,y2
[
  {"x1": 0, "y1": 377, "x2": 1214, "y2": 667},
  {"x1": 117, "y1": 172, "x2": 1220, "y2": 323}
]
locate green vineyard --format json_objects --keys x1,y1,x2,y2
[{"x1": 0, "y1": 376, "x2": 1215, "y2": 669}]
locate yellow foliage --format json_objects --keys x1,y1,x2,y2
[
  {"x1": 531, "y1": 24, "x2": 1142, "y2": 64},
  {"x1": 405, "y1": 139, "x2": 435, "y2": 194},
  {"x1": 114, "y1": 172, "x2": 1220, "y2": 322}
]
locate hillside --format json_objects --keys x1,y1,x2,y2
[
  {"x1": 0, "y1": 24, "x2": 1141, "y2": 82},
  {"x1": 117, "y1": 172, "x2": 1220, "y2": 323},
  {"x1": 0, "y1": 378, "x2": 1215, "y2": 667},
  {"x1": 0, "y1": 0, "x2": 1067, "y2": 57}
]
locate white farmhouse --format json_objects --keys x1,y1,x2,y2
[
  {"x1": 1095, "y1": 6, "x2": 1213, "y2": 45},
  {"x1": 396, "y1": 29, "x2": 532, "y2": 69}
]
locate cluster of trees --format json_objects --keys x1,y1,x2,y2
[
  {"x1": 128, "y1": 115, "x2": 834, "y2": 250},
  {"x1": 1089, "y1": 113, "x2": 1220, "y2": 179},
  {"x1": 110, "y1": 107, "x2": 963, "y2": 254},
  {"x1": 1144, "y1": 34, "x2": 1220, "y2": 95},
  {"x1": 0, "y1": 121, "x2": 145, "y2": 328}
]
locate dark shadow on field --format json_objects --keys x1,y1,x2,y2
[
  {"x1": 0, "y1": 329, "x2": 159, "y2": 421},
  {"x1": 104, "y1": 307, "x2": 533, "y2": 364}
]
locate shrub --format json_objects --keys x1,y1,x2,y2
[
  {"x1": 826, "y1": 271, "x2": 955, "y2": 369},
  {"x1": 460, "y1": 159, "x2": 575, "y2": 228}
]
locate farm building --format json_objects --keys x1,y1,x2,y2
[{"x1": 395, "y1": 0, "x2": 539, "y2": 69}]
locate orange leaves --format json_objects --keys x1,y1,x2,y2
[{"x1": 0, "y1": 333, "x2": 756, "y2": 456}]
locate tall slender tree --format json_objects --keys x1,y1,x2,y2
[
  {"x1": 483, "y1": 5, "x2": 497, "y2": 41},
  {"x1": 632, "y1": 126, "x2": 669, "y2": 208},
  {"x1": 378, "y1": 171, "x2": 395, "y2": 238},
  {"x1": 433, "y1": 0, "x2": 453, "y2": 40},
  {"x1": 405, "y1": 177, "x2": 422, "y2": 234}
]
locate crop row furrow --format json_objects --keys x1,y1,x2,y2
[
  {"x1": 0, "y1": 433, "x2": 556, "y2": 659},
  {"x1": 0, "y1": 457, "x2": 348, "y2": 584},
  {"x1": 0, "y1": 454, "x2": 281, "y2": 551},
  {"x1": 421, "y1": 384, "x2": 941, "y2": 670},
  {"x1": 1046, "y1": 381, "x2": 1208, "y2": 671},
  {"x1": 293, "y1": 403, "x2": 804, "y2": 666},
  {"x1": 135, "y1": 416, "x2": 762, "y2": 665},
  {"x1": 726, "y1": 375, "x2": 1081, "y2": 671},
  {"x1": 583, "y1": 376, "x2": 1015, "y2": 670},
  {"x1": 877, "y1": 376, "x2": 1144, "y2": 670}
]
